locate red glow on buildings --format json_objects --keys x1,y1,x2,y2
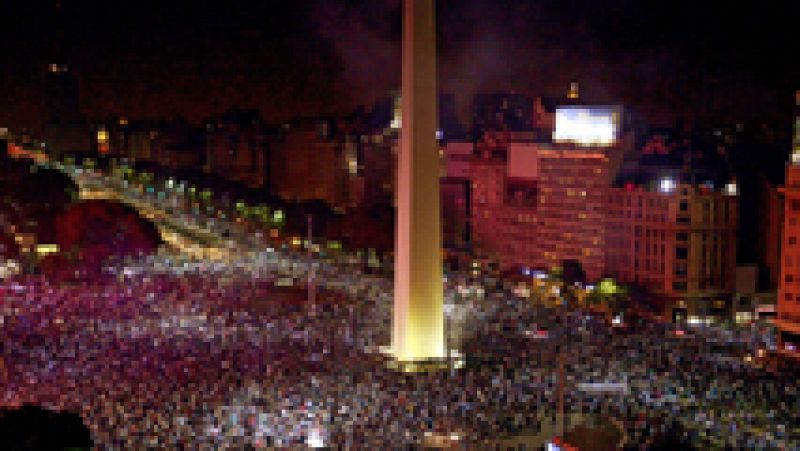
[
  {"x1": 470, "y1": 135, "x2": 608, "y2": 280},
  {"x1": 606, "y1": 182, "x2": 738, "y2": 320},
  {"x1": 777, "y1": 165, "x2": 800, "y2": 357}
]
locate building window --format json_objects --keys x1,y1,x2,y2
[
  {"x1": 786, "y1": 293, "x2": 794, "y2": 301},
  {"x1": 793, "y1": 200, "x2": 800, "y2": 211},
  {"x1": 791, "y1": 237, "x2": 798, "y2": 246},
  {"x1": 672, "y1": 281, "x2": 687, "y2": 291},
  {"x1": 787, "y1": 274, "x2": 795, "y2": 283},
  {"x1": 676, "y1": 247, "x2": 688, "y2": 259},
  {"x1": 676, "y1": 232, "x2": 688, "y2": 241},
  {"x1": 679, "y1": 201, "x2": 688, "y2": 212}
]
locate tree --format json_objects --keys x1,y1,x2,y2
[
  {"x1": 588, "y1": 278, "x2": 629, "y2": 316},
  {"x1": 55, "y1": 200, "x2": 161, "y2": 267},
  {"x1": 561, "y1": 259, "x2": 587, "y2": 304},
  {"x1": 0, "y1": 232, "x2": 19, "y2": 260}
]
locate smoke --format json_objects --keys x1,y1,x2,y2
[
  {"x1": 311, "y1": 0, "x2": 618, "y2": 124},
  {"x1": 310, "y1": 0, "x2": 401, "y2": 113}
]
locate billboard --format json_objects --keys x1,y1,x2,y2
[{"x1": 553, "y1": 106, "x2": 621, "y2": 147}]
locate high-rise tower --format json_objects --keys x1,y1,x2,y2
[
  {"x1": 392, "y1": 0, "x2": 445, "y2": 363},
  {"x1": 776, "y1": 90, "x2": 800, "y2": 357}
]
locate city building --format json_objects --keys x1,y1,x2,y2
[
  {"x1": 775, "y1": 90, "x2": 800, "y2": 357},
  {"x1": 468, "y1": 100, "x2": 626, "y2": 281},
  {"x1": 123, "y1": 121, "x2": 162, "y2": 163},
  {"x1": 268, "y1": 118, "x2": 363, "y2": 211},
  {"x1": 758, "y1": 178, "x2": 784, "y2": 290},
  {"x1": 606, "y1": 179, "x2": 738, "y2": 322},
  {"x1": 154, "y1": 122, "x2": 205, "y2": 170},
  {"x1": 441, "y1": 141, "x2": 473, "y2": 250},
  {"x1": 42, "y1": 120, "x2": 91, "y2": 158},
  {"x1": 354, "y1": 96, "x2": 400, "y2": 207},
  {"x1": 470, "y1": 137, "x2": 609, "y2": 280},
  {"x1": 735, "y1": 265, "x2": 759, "y2": 323},
  {"x1": 204, "y1": 110, "x2": 267, "y2": 188}
]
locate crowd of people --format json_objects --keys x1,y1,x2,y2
[{"x1": 1, "y1": 247, "x2": 799, "y2": 449}]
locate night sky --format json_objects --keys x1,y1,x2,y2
[{"x1": 1, "y1": 0, "x2": 798, "y2": 130}]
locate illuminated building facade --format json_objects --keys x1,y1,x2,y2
[
  {"x1": 758, "y1": 179, "x2": 784, "y2": 290},
  {"x1": 606, "y1": 181, "x2": 738, "y2": 321},
  {"x1": 392, "y1": 0, "x2": 445, "y2": 363},
  {"x1": 776, "y1": 90, "x2": 800, "y2": 356},
  {"x1": 441, "y1": 142, "x2": 474, "y2": 250},
  {"x1": 470, "y1": 139, "x2": 609, "y2": 280},
  {"x1": 468, "y1": 103, "x2": 621, "y2": 280}
]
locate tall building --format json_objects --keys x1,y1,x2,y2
[
  {"x1": 776, "y1": 90, "x2": 800, "y2": 356},
  {"x1": 469, "y1": 102, "x2": 623, "y2": 280},
  {"x1": 607, "y1": 126, "x2": 739, "y2": 321},
  {"x1": 759, "y1": 179, "x2": 784, "y2": 290},
  {"x1": 606, "y1": 180, "x2": 738, "y2": 321},
  {"x1": 470, "y1": 139, "x2": 609, "y2": 280}
]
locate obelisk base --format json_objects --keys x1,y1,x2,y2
[{"x1": 376, "y1": 346, "x2": 465, "y2": 373}]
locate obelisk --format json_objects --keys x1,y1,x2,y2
[{"x1": 393, "y1": 0, "x2": 444, "y2": 362}]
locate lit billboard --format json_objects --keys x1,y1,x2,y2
[{"x1": 553, "y1": 106, "x2": 621, "y2": 147}]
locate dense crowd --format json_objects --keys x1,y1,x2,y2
[{"x1": 1, "y1": 249, "x2": 799, "y2": 449}]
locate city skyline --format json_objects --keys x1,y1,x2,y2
[{"x1": 1, "y1": 0, "x2": 799, "y2": 130}]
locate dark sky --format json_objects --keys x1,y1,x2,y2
[{"x1": 1, "y1": 0, "x2": 798, "y2": 130}]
